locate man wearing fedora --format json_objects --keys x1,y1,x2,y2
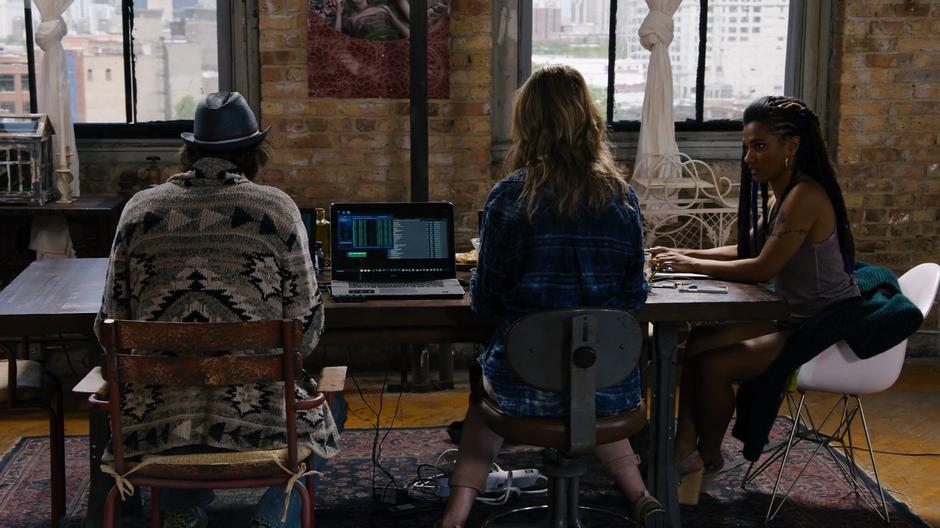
[{"x1": 96, "y1": 92, "x2": 341, "y2": 528}]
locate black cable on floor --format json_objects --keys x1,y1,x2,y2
[{"x1": 370, "y1": 371, "x2": 401, "y2": 498}]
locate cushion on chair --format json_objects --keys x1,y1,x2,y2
[
  {"x1": 0, "y1": 360, "x2": 45, "y2": 402},
  {"x1": 473, "y1": 389, "x2": 648, "y2": 449},
  {"x1": 113, "y1": 445, "x2": 315, "y2": 480}
]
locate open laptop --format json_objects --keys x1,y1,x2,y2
[{"x1": 329, "y1": 202, "x2": 465, "y2": 298}]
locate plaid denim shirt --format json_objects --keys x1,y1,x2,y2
[{"x1": 471, "y1": 170, "x2": 648, "y2": 417}]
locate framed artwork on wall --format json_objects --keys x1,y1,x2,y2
[{"x1": 307, "y1": 0, "x2": 451, "y2": 98}]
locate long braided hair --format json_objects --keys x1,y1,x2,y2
[{"x1": 736, "y1": 96, "x2": 855, "y2": 274}]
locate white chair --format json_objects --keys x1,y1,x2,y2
[{"x1": 742, "y1": 262, "x2": 940, "y2": 523}]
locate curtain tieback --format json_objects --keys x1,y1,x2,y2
[
  {"x1": 639, "y1": 11, "x2": 674, "y2": 49},
  {"x1": 35, "y1": 17, "x2": 68, "y2": 49}
]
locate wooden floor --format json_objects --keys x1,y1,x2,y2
[{"x1": 2, "y1": 358, "x2": 939, "y2": 526}]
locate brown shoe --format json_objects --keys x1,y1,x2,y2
[{"x1": 633, "y1": 491, "x2": 666, "y2": 528}]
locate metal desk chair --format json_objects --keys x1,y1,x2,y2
[
  {"x1": 472, "y1": 308, "x2": 649, "y2": 527},
  {"x1": 743, "y1": 262, "x2": 940, "y2": 523},
  {"x1": 0, "y1": 338, "x2": 66, "y2": 527},
  {"x1": 91, "y1": 318, "x2": 326, "y2": 528}
]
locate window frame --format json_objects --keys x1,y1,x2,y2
[
  {"x1": 18, "y1": 0, "x2": 260, "y2": 141},
  {"x1": 494, "y1": 0, "x2": 832, "y2": 148}
]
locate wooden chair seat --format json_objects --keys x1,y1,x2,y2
[
  {"x1": 0, "y1": 359, "x2": 45, "y2": 402},
  {"x1": 108, "y1": 445, "x2": 315, "y2": 480},
  {"x1": 473, "y1": 388, "x2": 648, "y2": 449}
]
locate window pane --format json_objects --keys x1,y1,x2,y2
[
  {"x1": 61, "y1": 0, "x2": 128, "y2": 123},
  {"x1": 0, "y1": 0, "x2": 32, "y2": 113},
  {"x1": 613, "y1": 0, "x2": 699, "y2": 122},
  {"x1": 57, "y1": 1, "x2": 220, "y2": 123},
  {"x1": 0, "y1": 74, "x2": 14, "y2": 91},
  {"x1": 531, "y1": 0, "x2": 610, "y2": 119},
  {"x1": 704, "y1": 0, "x2": 789, "y2": 120},
  {"x1": 133, "y1": 1, "x2": 219, "y2": 122}
]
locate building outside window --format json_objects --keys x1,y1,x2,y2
[
  {"x1": 530, "y1": 0, "x2": 790, "y2": 130},
  {"x1": 0, "y1": 101, "x2": 15, "y2": 114},
  {"x1": 0, "y1": 0, "x2": 241, "y2": 136}
]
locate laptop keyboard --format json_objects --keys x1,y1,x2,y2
[{"x1": 349, "y1": 281, "x2": 446, "y2": 288}]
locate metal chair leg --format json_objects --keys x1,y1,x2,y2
[
  {"x1": 856, "y1": 397, "x2": 890, "y2": 522},
  {"x1": 742, "y1": 392, "x2": 800, "y2": 489},
  {"x1": 766, "y1": 393, "x2": 846, "y2": 522},
  {"x1": 766, "y1": 393, "x2": 806, "y2": 522},
  {"x1": 765, "y1": 394, "x2": 892, "y2": 524}
]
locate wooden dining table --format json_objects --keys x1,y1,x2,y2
[
  {"x1": 0, "y1": 258, "x2": 788, "y2": 528},
  {"x1": 322, "y1": 278, "x2": 788, "y2": 528}
]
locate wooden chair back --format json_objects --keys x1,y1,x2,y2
[{"x1": 99, "y1": 319, "x2": 305, "y2": 474}]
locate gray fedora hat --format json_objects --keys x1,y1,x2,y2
[{"x1": 180, "y1": 92, "x2": 270, "y2": 151}]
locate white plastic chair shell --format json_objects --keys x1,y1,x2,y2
[{"x1": 796, "y1": 263, "x2": 940, "y2": 395}]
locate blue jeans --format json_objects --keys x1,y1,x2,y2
[{"x1": 162, "y1": 392, "x2": 348, "y2": 527}]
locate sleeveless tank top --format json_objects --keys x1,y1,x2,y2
[{"x1": 770, "y1": 180, "x2": 860, "y2": 318}]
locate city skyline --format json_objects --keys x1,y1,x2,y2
[
  {"x1": 4, "y1": 0, "x2": 789, "y2": 124},
  {"x1": 534, "y1": 0, "x2": 790, "y2": 121},
  {"x1": 0, "y1": 0, "x2": 217, "y2": 122}
]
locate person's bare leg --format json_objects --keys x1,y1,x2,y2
[
  {"x1": 441, "y1": 405, "x2": 503, "y2": 528},
  {"x1": 675, "y1": 322, "x2": 778, "y2": 463},
  {"x1": 595, "y1": 439, "x2": 646, "y2": 502},
  {"x1": 692, "y1": 330, "x2": 790, "y2": 467}
]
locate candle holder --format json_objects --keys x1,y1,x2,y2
[{"x1": 55, "y1": 146, "x2": 75, "y2": 204}]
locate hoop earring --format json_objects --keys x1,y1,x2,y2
[{"x1": 784, "y1": 157, "x2": 790, "y2": 168}]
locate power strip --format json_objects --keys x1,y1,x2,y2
[
  {"x1": 432, "y1": 468, "x2": 544, "y2": 498},
  {"x1": 486, "y1": 468, "x2": 543, "y2": 492}
]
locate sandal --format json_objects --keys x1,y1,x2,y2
[
  {"x1": 633, "y1": 491, "x2": 666, "y2": 528},
  {"x1": 676, "y1": 449, "x2": 725, "y2": 505},
  {"x1": 675, "y1": 450, "x2": 705, "y2": 505}
]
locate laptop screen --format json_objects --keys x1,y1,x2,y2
[{"x1": 330, "y1": 202, "x2": 456, "y2": 281}]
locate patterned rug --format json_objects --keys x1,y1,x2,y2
[{"x1": 0, "y1": 419, "x2": 929, "y2": 527}]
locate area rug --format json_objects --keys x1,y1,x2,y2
[{"x1": 0, "y1": 419, "x2": 929, "y2": 527}]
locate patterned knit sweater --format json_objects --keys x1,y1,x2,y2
[{"x1": 95, "y1": 157, "x2": 340, "y2": 459}]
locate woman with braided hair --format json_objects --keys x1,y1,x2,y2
[{"x1": 649, "y1": 96, "x2": 859, "y2": 504}]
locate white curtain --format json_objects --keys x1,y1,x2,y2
[
  {"x1": 34, "y1": 0, "x2": 80, "y2": 197},
  {"x1": 634, "y1": 0, "x2": 682, "y2": 182}
]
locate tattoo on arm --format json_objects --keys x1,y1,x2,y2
[
  {"x1": 769, "y1": 211, "x2": 810, "y2": 238},
  {"x1": 768, "y1": 228, "x2": 810, "y2": 238}
]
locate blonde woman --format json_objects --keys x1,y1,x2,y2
[{"x1": 440, "y1": 65, "x2": 663, "y2": 527}]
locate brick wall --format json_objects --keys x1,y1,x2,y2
[
  {"x1": 258, "y1": 0, "x2": 493, "y2": 244},
  {"x1": 832, "y1": 1, "x2": 940, "y2": 351}
]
